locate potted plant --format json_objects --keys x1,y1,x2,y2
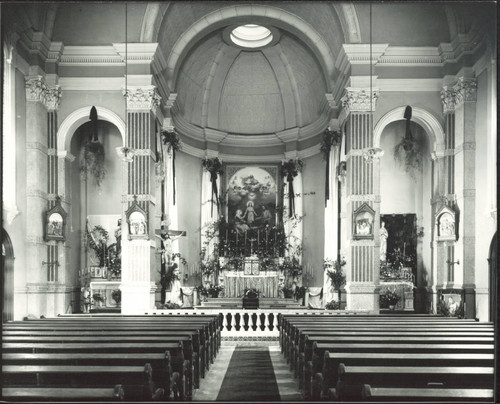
[
  {"x1": 325, "y1": 258, "x2": 346, "y2": 308},
  {"x1": 282, "y1": 285, "x2": 294, "y2": 299},
  {"x1": 380, "y1": 289, "x2": 400, "y2": 310},
  {"x1": 206, "y1": 284, "x2": 224, "y2": 298},
  {"x1": 92, "y1": 293, "x2": 105, "y2": 307},
  {"x1": 111, "y1": 289, "x2": 121, "y2": 305},
  {"x1": 325, "y1": 300, "x2": 342, "y2": 310}
]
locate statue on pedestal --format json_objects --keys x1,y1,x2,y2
[{"x1": 380, "y1": 221, "x2": 389, "y2": 262}]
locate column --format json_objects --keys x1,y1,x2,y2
[
  {"x1": 25, "y1": 75, "x2": 63, "y2": 317},
  {"x1": 453, "y1": 75, "x2": 477, "y2": 318},
  {"x1": 121, "y1": 85, "x2": 161, "y2": 314},
  {"x1": 341, "y1": 86, "x2": 380, "y2": 312}
]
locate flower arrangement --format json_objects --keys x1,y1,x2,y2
[
  {"x1": 380, "y1": 289, "x2": 400, "y2": 308},
  {"x1": 320, "y1": 127, "x2": 342, "y2": 160},
  {"x1": 202, "y1": 157, "x2": 223, "y2": 175},
  {"x1": 280, "y1": 159, "x2": 303, "y2": 179},
  {"x1": 278, "y1": 256, "x2": 302, "y2": 278},
  {"x1": 387, "y1": 248, "x2": 416, "y2": 271},
  {"x1": 196, "y1": 284, "x2": 224, "y2": 298},
  {"x1": 161, "y1": 129, "x2": 181, "y2": 153},
  {"x1": 325, "y1": 300, "x2": 342, "y2": 310},
  {"x1": 86, "y1": 224, "x2": 109, "y2": 267}
]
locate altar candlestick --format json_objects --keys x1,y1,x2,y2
[
  {"x1": 226, "y1": 229, "x2": 228, "y2": 241},
  {"x1": 257, "y1": 230, "x2": 260, "y2": 245},
  {"x1": 245, "y1": 231, "x2": 247, "y2": 245},
  {"x1": 236, "y1": 231, "x2": 238, "y2": 243}
]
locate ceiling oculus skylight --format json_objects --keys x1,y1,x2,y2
[{"x1": 230, "y1": 24, "x2": 273, "y2": 48}]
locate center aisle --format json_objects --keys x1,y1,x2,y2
[{"x1": 216, "y1": 346, "x2": 280, "y2": 401}]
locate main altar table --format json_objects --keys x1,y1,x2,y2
[{"x1": 223, "y1": 271, "x2": 279, "y2": 298}]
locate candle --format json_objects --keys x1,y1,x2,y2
[
  {"x1": 236, "y1": 231, "x2": 238, "y2": 243},
  {"x1": 257, "y1": 230, "x2": 260, "y2": 245}
]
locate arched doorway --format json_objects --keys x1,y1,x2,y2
[
  {"x1": 488, "y1": 232, "x2": 497, "y2": 322},
  {"x1": 2, "y1": 229, "x2": 15, "y2": 322}
]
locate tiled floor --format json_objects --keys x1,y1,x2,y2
[{"x1": 192, "y1": 342, "x2": 303, "y2": 401}]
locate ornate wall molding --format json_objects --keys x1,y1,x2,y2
[
  {"x1": 45, "y1": 86, "x2": 62, "y2": 110},
  {"x1": 441, "y1": 77, "x2": 477, "y2": 112},
  {"x1": 341, "y1": 87, "x2": 379, "y2": 113},
  {"x1": 25, "y1": 76, "x2": 48, "y2": 104},
  {"x1": 453, "y1": 77, "x2": 477, "y2": 105},
  {"x1": 123, "y1": 86, "x2": 161, "y2": 112},
  {"x1": 441, "y1": 86, "x2": 456, "y2": 113},
  {"x1": 25, "y1": 76, "x2": 62, "y2": 110}
]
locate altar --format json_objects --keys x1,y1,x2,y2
[{"x1": 223, "y1": 270, "x2": 280, "y2": 298}]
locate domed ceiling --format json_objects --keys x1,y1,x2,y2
[{"x1": 174, "y1": 27, "x2": 327, "y2": 136}]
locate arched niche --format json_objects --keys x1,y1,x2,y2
[
  {"x1": 373, "y1": 106, "x2": 445, "y2": 157},
  {"x1": 57, "y1": 106, "x2": 126, "y2": 153}
]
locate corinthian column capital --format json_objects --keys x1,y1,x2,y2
[
  {"x1": 341, "y1": 87, "x2": 379, "y2": 114},
  {"x1": 123, "y1": 85, "x2": 161, "y2": 112}
]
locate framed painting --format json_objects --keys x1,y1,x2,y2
[
  {"x1": 45, "y1": 196, "x2": 67, "y2": 242},
  {"x1": 225, "y1": 164, "x2": 279, "y2": 234}
]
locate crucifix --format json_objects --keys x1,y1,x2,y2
[{"x1": 155, "y1": 216, "x2": 187, "y2": 305}]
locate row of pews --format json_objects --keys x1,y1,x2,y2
[
  {"x1": 279, "y1": 314, "x2": 495, "y2": 402},
  {"x1": 2, "y1": 314, "x2": 221, "y2": 401}
]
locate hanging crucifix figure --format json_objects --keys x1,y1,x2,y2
[{"x1": 155, "y1": 216, "x2": 186, "y2": 306}]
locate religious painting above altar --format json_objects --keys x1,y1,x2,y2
[
  {"x1": 219, "y1": 165, "x2": 284, "y2": 258},
  {"x1": 226, "y1": 165, "x2": 279, "y2": 231}
]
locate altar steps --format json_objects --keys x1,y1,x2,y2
[{"x1": 197, "y1": 298, "x2": 303, "y2": 309}]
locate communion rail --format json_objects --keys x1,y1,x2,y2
[{"x1": 146, "y1": 309, "x2": 372, "y2": 337}]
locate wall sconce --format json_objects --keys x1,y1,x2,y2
[
  {"x1": 362, "y1": 147, "x2": 384, "y2": 163},
  {"x1": 116, "y1": 146, "x2": 137, "y2": 162}
]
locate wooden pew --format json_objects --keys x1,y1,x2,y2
[
  {"x1": 360, "y1": 384, "x2": 494, "y2": 402},
  {"x1": 310, "y1": 342, "x2": 494, "y2": 401},
  {"x1": 321, "y1": 351, "x2": 494, "y2": 400},
  {"x1": 281, "y1": 319, "x2": 490, "y2": 357},
  {"x1": 335, "y1": 363, "x2": 494, "y2": 401},
  {"x1": 2, "y1": 363, "x2": 165, "y2": 401},
  {"x1": 306, "y1": 336, "x2": 492, "y2": 400},
  {"x1": 3, "y1": 329, "x2": 204, "y2": 387},
  {"x1": 4, "y1": 321, "x2": 212, "y2": 381},
  {"x1": 2, "y1": 340, "x2": 190, "y2": 400},
  {"x1": 2, "y1": 385, "x2": 125, "y2": 402},
  {"x1": 296, "y1": 330, "x2": 494, "y2": 391},
  {"x1": 14, "y1": 317, "x2": 220, "y2": 366},
  {"x1": 286, "y1": 324, "x2": 493, "y2": 372},
  {"x1": 282, "y1": 321, "x2": 492, "y2": 358}
]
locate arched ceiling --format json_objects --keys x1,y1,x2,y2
[
  {"x1": 175, "y1": 29, "x2": 326, "y2": 135},
  {"x1": 3, "y1": 1, "x2": 495, "y2": 144}
]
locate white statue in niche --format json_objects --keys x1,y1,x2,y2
[{"x1": 379, "y1": 221, "x2": 389, "y2": 262}]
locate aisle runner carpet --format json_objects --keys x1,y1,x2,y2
[{"x1": 216, "y1": 346, "x2": 280, "y2": 401}]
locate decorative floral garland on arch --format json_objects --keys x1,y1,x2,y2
[
  {"x1": 320, "y1": 127, "x2": 342, "y2": 206},
  {"x1": 202, "y1": 157, "x2": 224, "y2": 216},
  {"x1": 281, "y1": 159, "x2": 303, "y2": 218},
  {"x1": 161, "y1": 128, "x2": 182, "y2": 205}
]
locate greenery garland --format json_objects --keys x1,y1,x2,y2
[
  {"x1": 81, "y1": 141, "x2": 106, "y2": 187},
  {"x1": 393, "y1": 106, "x2": 424, "y2": 178},
  {"x1": 280, "y1": 159, "x2": 303, "y2": 178},
  {"x1": 201, "y1": 157, "x2": 223, "y2": 175},
  {"x1": 320, "y1": 128, "x2": 342, "y2": 160},
  {"x1": 161, "y1": 129, "x2": 181, "y2": 153}
]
